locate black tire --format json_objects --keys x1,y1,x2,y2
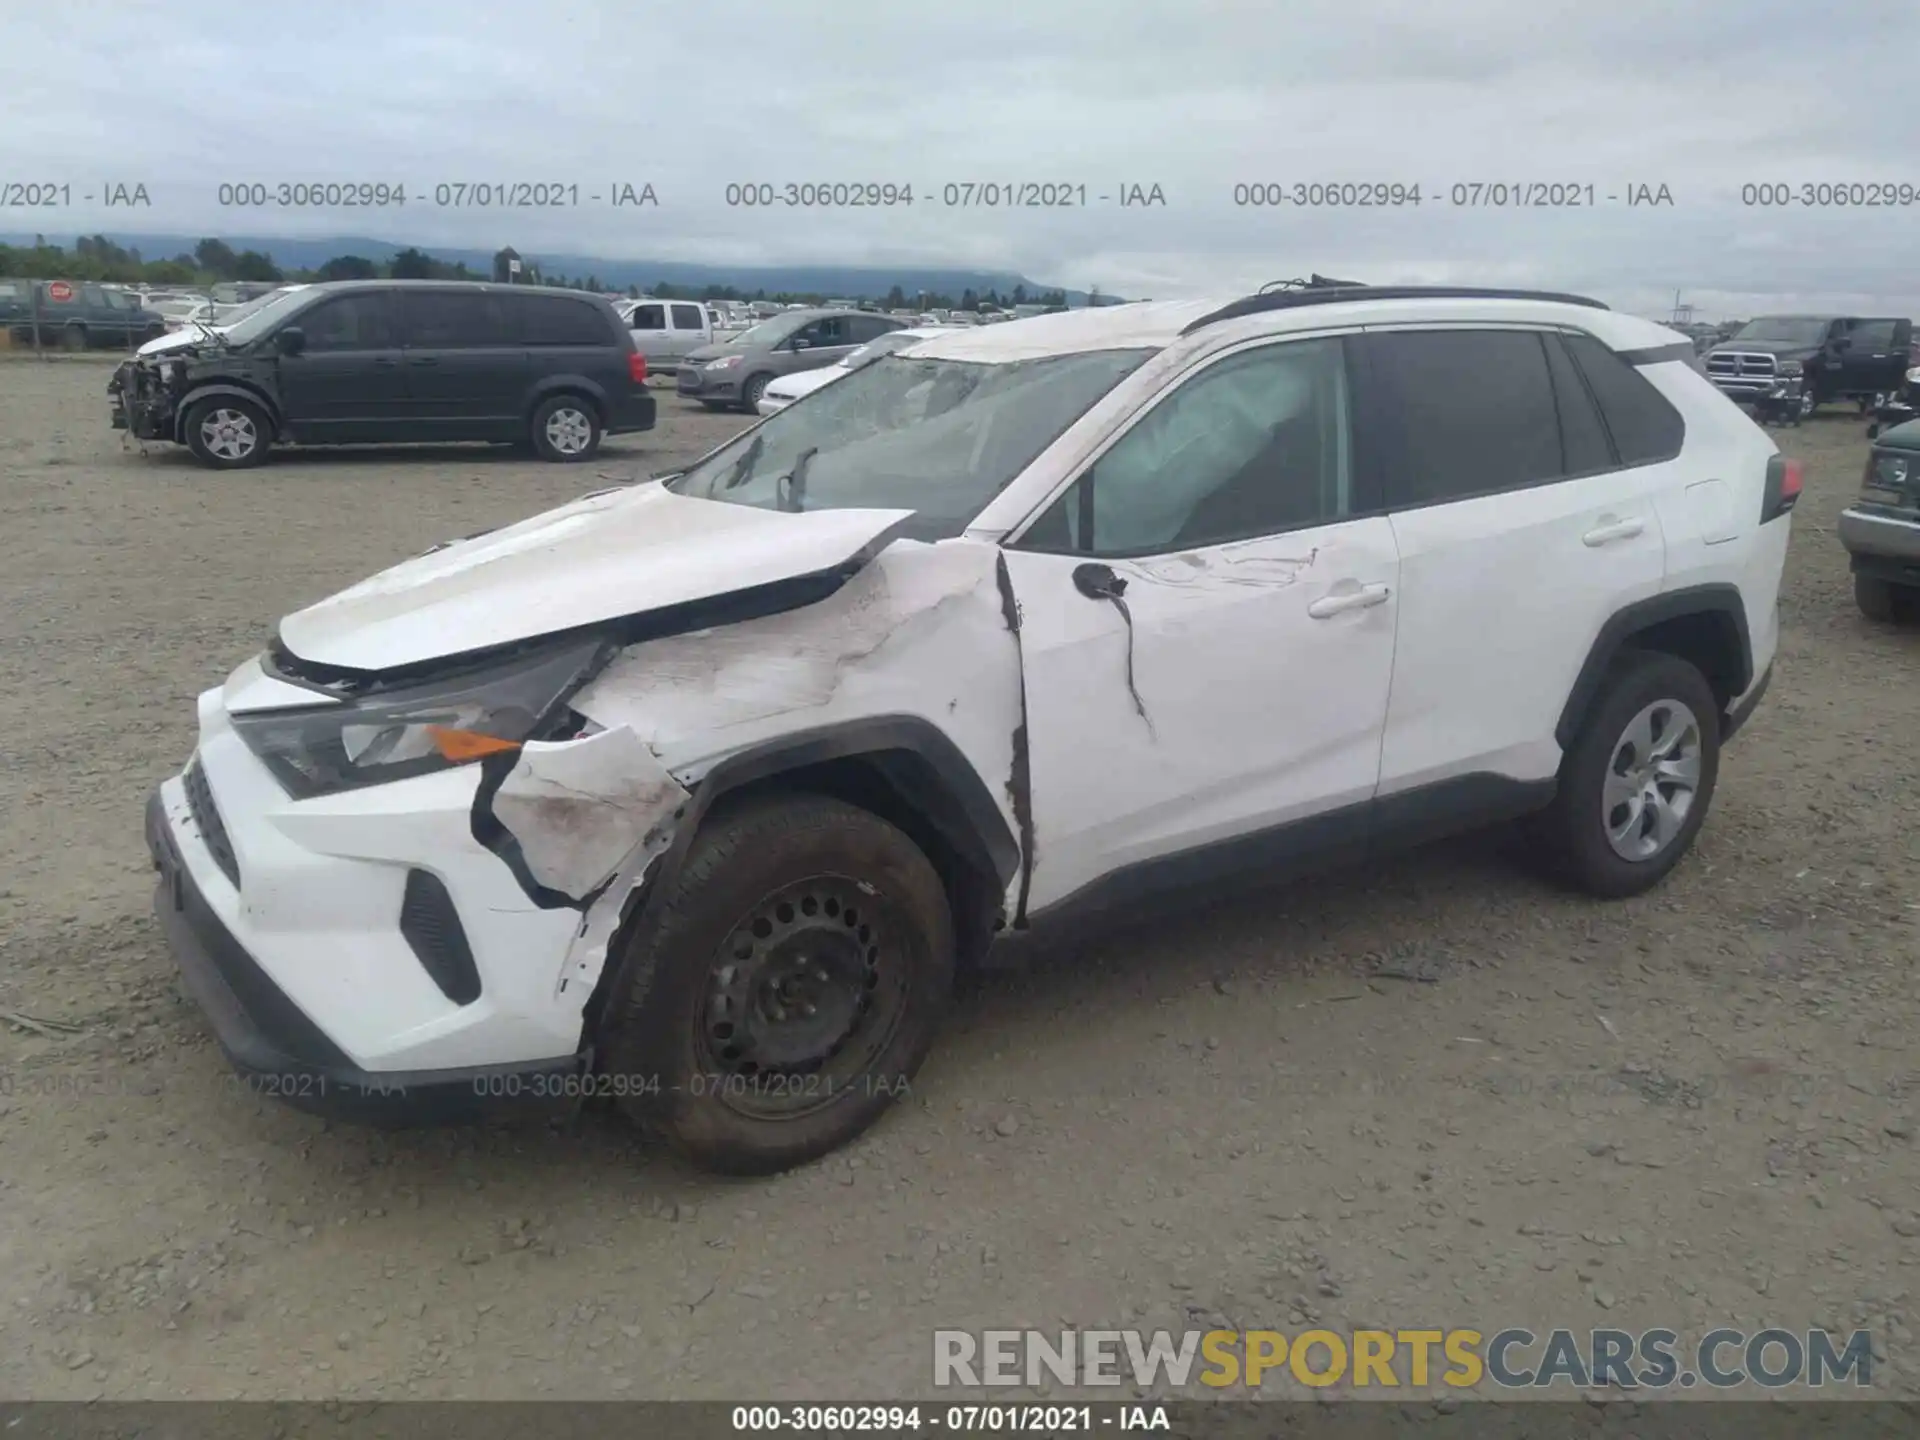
[
  {"x1": 1799, "y1": 388, "x2": 1819, "y2": 421},
  {"x1": 600, "y1": 793, "x2": 954, "y2": 1175},
  {"x1": 1536, "y1": 650, "x2": 1722, "y2": 899},
  {"x1": 740, "y1": 373, "x2": 772, "y2": 412},
  {"x1": 61, "y1": 324, "x2": 88, "y2": 353},
  {"x1": 529, "y1": 393, "x2": 602, "y2": 462},
  {"x1": 698, "y1": 400, "x2": 728, "y2": 412},
  {"x1": 1854, "y1": 574, "x2": 1904, "y2": 623},
  {"x1": 182, "y1": 396, "x2": 272, "y2": 469}
]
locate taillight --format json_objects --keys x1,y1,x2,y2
[
  {"x1": 1761, "y1": 454, "x2": 1802, "y2": 522},
  {"x1": 627, "y1": 352, "x2": 647, "y2": 384}
]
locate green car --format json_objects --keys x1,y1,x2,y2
[{"x1": 1840, "y1": 418, "x2": 1920, "y2": 621}]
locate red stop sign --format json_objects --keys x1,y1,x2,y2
[{"x1": 46, "y1": 281, "x2": 74, "y2": 302}]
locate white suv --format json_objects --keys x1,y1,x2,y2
[{"x1": 147, "y1": 286, "x2": 1795, "y2": 1172}]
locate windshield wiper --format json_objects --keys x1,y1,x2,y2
[
  {"x1": 777, "y1": 447, "x2": 818, "y2": 512},
  {"x1": 721, "y1": 433, "x2": 765, "y2": 491}
]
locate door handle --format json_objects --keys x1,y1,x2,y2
[
  {"x1": 1582, "y1": 517, "x2": 1645, "y2": 546},
  {"x1": 1307, "y1": 583, "x2": 1390, "y2": 619}
]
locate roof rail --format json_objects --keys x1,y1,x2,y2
[{"x1": 1179, "y1": 285, "x2": 1609, "y2": 336}]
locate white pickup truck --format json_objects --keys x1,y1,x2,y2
[{"x1": 617, "y1": 299, "x2": 716, "y2": 371}]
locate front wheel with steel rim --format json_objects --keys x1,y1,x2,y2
[
  {"x1": 600, "y1": 793, "x2": 954, "y2": 1174},
  {"x1": 1536, "y1": 650, "x2": 1722, "y2": 898},
  {"x1": 529, "y1": 393, "x2": 602, "y2": 462},
  {"x1": 182, "y1": 396, "x2": 271, "y2": 469}
]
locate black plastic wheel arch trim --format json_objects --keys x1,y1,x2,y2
[{"x1": 1554, "y1": 584, "x2": 1753, "y2": 751}]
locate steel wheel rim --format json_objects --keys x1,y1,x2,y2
[
  {"x1": 201, "y1": 408, "x2": 258, "y2": 460},
  {"x1": 544, "y1": 407, "x2": 592, "y2": 454},
  {"x1": 1602, "y1": 698, "x2": 1703, "y2": 861},
  {"x1": 693, "y1": 876, "x2": 912, "y2": 1120},
  {"x1": 1798, "y1": 390, "x2": 1816, "y2": 418}
]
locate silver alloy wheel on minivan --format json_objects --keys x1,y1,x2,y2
[
  {"x1": 199, "y1": 407, "x2": 260, "y2": 462},
  {"x1": 1602, "y1": 698, "x2": 1703, "y2": 861},
  {"x1": 542, "y1": 405, "x2": 595, "y2": 456}
]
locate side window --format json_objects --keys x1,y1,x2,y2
[
  {"x1": 1366, "y1": 329, "x2": 1562, "y2": 506},
  {"x1": 670, "y1": 303, "x2": 705, "y2": 330},
  {"x1": 1542, "y1": 334, "x2": 1613, "y2": 475},
  {"x1": 399, "y1": 291, "x2": 505, "y2": 348},
  {"x1": 806, "y1": 316, "x2": 849, "y2": 346},
  {"x1": 1850, "y1": 320, "x2": 1897, "y2": 352},
  {"x1": 1562, "y1": 333, "x2": 1685, "y2": 467},
  {"x1": 629, "y1": 302, "x2": 666, "y2": 330},
  {"x1": 514, "y1": 295, "x2": 612, "y2": 346},
  {"x1": 850, "y1": 315, "x2": 895, "y2": 342},
  {"x1": 82, "y1": 285, "x2": 106, "y2": 307},
  {"x1": 1021, "y1": 337, "x2": 1351, "y2": 556},
  {"x1": 298, "y1": 293, "x2": 393, "y2": 351}
]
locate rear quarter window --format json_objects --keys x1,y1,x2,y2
[
  {"x1": 514, "y1": 294, "x2": 615, "y2": 346},
  {"x1": 1563, "y1": 332, "x2": 1686, "y2": 466}
]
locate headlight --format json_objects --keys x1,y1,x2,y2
[
  {"x1": 1776, "y1": 359, "x2": 1803, "y2": 376},
  {"x1": 234, "y1": 638, "x2": 605, "y2": 799},
  {"x1": 704, "y1": 354, "x2": 743, "y2": 371},
  {"x1": 1874, "y1": 454, "x2": 1910, "y2": 488}
]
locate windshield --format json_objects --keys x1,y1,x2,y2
[
  {"x1": 667, "y1": 347, "x2": 1152, "y2": 540},
  {"x1": 218, "y1": 287, "x2": 311, "y2": 344},
  {"x1": 728, "y1": 313, "x2": 811, "y2": 348},
  {"x1": 1732, "y1": 317, "x2": 1831, "y2": 346}
]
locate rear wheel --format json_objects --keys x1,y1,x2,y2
[
  {"x1": 601, "y1": 793, "x2": 953, "y2": 1175},
  {"x1": 1537, "y1": 651, "x2": 1721, "y2": 898},
  {"x1": 61, "y1": 324, "x2": 87, "y2": 352},
  {"x1": 529, "y1": 394, "x2": 602, "y2": 462},
  {"x1": 183, "y1": 397, "x2": 271, "y2": 469}
]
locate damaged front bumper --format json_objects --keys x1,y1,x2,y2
[{"x1": 108, "y1": 357, "x2": 182, "y2": 440}]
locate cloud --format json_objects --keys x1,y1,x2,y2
[{"x1": 2, "y1": 0, "x2": 1916, "y2": 316}]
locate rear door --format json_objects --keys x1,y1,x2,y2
[
  {"x1": 394, "y1": 289, "x2": 528, "y2": 438},
  {"x1": 667, "y1": 302, "x2": 708, "y2": 362},
  {"x1": 626, "y1": 301, "x2": 669, "y2": 363},
  {"x1": 513, "y1": 292, "x2": 631, "y2": 410},
  {"x1": 1841, "y1": 319, "x2": 1908, "y2": 397},
  {"x1": 274, "y1": 289, "x2": 404, "y2": 442},
  {"x1": 1361, "y1": 325, "x2": 1670, "y2": 799}
]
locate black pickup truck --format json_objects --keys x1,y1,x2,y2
[{"x1": 1702, "y1": 315, "x2": 1912, "y2": 423}]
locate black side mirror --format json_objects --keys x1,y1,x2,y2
[
  {"x1": 1072, "y1": 562, "x2": 1126, "y2": 600},
  {"x1": 275, "y1": 326, "x2": 306, "y2": 356}
]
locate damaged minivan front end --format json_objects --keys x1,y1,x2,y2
[{"x1": 109, "y1": 347, "x2": 198, "y2": 442}]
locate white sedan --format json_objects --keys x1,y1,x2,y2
[{"x1": 755, "y1": 326, "x2": 956, "y2": 415}]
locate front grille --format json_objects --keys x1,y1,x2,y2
[
  {"x1": 182, "y1": 757, "x2": 240, "y2": 889},
  {"x1": 398, "y1": 870, "x2": 482, "y2": 1005},
  {"x1": 1707, "y1": 352, "x2": 1778, "y2": 380}
]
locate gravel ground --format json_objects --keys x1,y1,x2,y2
[{"x1": 0, "y1": 355, "x2": 1916, "y2": 1403}]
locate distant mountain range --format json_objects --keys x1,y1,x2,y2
[{"x1": 2, "y1": 231, "x2": 1103, "y2": 302}]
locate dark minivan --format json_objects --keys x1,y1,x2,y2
[{"x1": 108, "y1": 280, "x2": 656, "y2": 469}]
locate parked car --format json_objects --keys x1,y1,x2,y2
[
  {"x1": 617, "y1": 298, "x2": 713, "y2": 371},
  {"x1": 209, "y1": 281, "x2": 284, "y2": 305},
  {"x1": 676, "y1": 307, "x2": 906, "y2": 411},
  {"x1": 146, "y1": 286, "x2": 1788, "y2": 1174},
  {"x1": 1, "y1": 280, "x2": 170, "y2": 350},
  {"x1": 1866, "y1": 358, "x2": 1920, "y2": 439},
  {"x1": 1839, "y1": 417, "x2": 1920, "y2": 621},
  {"x1": 109, "y1": 280, "x2": 654, "y2": 468},
  {"x1": 756, "y1": 326, "x2": 957, "y2": 414},
  {"x1": 1703, "y1": 315, "x2": 1913, "y2": 422}
]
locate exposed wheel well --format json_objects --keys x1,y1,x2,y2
[
  {"x1": 174, "y1": 386, "x2": 281, "y2": 444},
  {"x1": 1557, "y1": 589, "x2": 1753, "y2": 750}
]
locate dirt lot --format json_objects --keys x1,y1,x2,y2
[{"x1": 0, "y1": 355, "x2": 1916, "y2": 1403}]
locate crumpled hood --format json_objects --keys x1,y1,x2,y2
[{"x1": 276, "y1": 481, "x2": 916, "y2": 673}]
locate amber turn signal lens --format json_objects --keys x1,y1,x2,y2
[{"x1": 427, "y1": 727, "x2": 522, "y2": 762}]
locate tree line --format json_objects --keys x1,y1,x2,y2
[{"x1": 0, "y1": 236, "x2": 1086, "y2": 310}]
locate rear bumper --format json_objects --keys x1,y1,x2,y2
[
  {"x1": 605, "y1": 388, "x2": 657, "y2": 435},
  {"x1": 145, "y1": 787, "x2": 588, "y2": 1127}
]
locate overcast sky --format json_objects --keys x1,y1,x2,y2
[{"x1": 3, "y1": 0, "x2": 1917, "y2": 318}]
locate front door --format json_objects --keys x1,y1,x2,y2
[
  {"x1": 1841, "y1": 319, "x2": 1911, "y2": 398},
  {"x1": 999, "y1": 333, "x2": 1398, "y2": 915},
  {"x1": 395, "y1": 289, "x2": 528, "y2": 439},
  {"x1": 275, "y1": 289, "x2": 404, "y2": 442}
]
